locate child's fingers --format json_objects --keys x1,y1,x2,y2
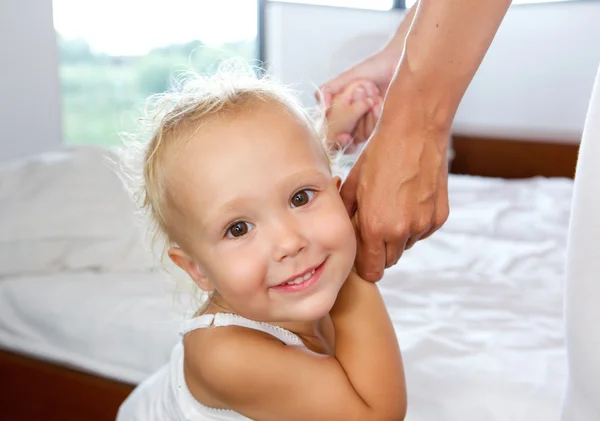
[
  {"x1": 349, "y1": 97, "x2": 375, "y2": 121},
  {"x1": 365, "y1": 108, "x2": 379, "y2": 137},
  {"x1": 329, "y1": 96, "x2": 374, "y2": 137},
  {"x1": 320, "y1": 89, "x2": 333, "y2": 109},
  {"x1": 327, "y1": 79, "x2": 379, "y2": 110},
  {"x1": 338, "y1": 80, "x2": 373, "y2": 106},
  {"x1": 334, "y1": 133, "x2": 358, "y2": 154},
  {"x1": 337, "y1": 133, "x2": 353, "y2": 146},
  {"x1": 326, "y1": 81, "x2": 378, "y2": 148},
  {"x1": 331, "y1": 133, "x2": 354, "y2": 152},
  {"x1": 354, "y1": 116, "x2": 371, "y2": 143},
  {"x1": 373, "y1": 98, "x2": 383, "y2": 120},
  {"x1": 352, "y1": 87, "x2": 367, "y2": 103},
  {"x1": 352, "y1": 119, "x2": 365, "y2": 143}
]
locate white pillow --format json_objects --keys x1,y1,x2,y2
[{"x1": 0, "y1": 146, "x2": 155, "y2": 277}]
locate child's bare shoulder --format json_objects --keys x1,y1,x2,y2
[
  {"x1": 184, "y1": 324, "x2": 283, "y2": 374},
  {"x1": 182, "y1": 324, "x2": 290, "y2": 397}
]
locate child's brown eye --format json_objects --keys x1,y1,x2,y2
[
  {"x1": 226, "y1": 221, "x2": 253, "y2": 238},
  {"x1": 291, "y1": 189, "x2": 316, "y2": 208}
]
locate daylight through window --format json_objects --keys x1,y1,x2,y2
[{"x1": 52, "y1": 0, "x2": 258, "y2": 146}]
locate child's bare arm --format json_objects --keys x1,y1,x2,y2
[
  {"x1": 330, "y1": 271, "x2": 407, "y2": 419},
  {"x1": 186, "y1": 273, "x2": 406, "y2": 421}
]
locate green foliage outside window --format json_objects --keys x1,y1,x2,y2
[{"x1": 58, "y1": 35, "x2": 255, "y2": 146}]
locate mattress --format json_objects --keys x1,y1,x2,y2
[{"x1": 0, "y1": 174, "x2": 573, "y2": 420}]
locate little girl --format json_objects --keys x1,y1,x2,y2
[{"x1": 116, "y1": 62, "x2": 405, "y2": 421}]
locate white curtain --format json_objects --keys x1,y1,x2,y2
[{"x1": 562, "y1": 62, "x2": 600, "y2": 420}]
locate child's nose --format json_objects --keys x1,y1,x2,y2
[{"x1": 271, "y1": 222, "x2": 308, "y2": 262}]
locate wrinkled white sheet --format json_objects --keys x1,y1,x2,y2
[
  {"x1": 381, "y1": 175, "x2": 571, "y2": 420},
  {"x1": 0, "y1": 174, "x2": 572, "y2": 421}
]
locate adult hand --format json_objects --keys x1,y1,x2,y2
[
  {"x1": 318, "y1": 2, "x2": 418, "y2": 107},
  {"x1": 318, "y1": 49, "x2": 398, "y2": 109},
  {"x1": 341, "y1": 127, "x2": 450, "y2": 282}
]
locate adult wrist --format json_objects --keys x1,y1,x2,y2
[
  {"x1": 381, "y1": 62, "x2": 455, "y2": 143},
  {"x1": 377, "y1": 43, "x2": 403, "y2": 71}
]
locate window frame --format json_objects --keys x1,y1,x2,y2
[{"x1": 258, "y1": 0, "x2": 267, "y2": 63}]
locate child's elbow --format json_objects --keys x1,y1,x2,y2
[
  {"x1": 389, "y1": 404, "x2": 407, "y2": 421},
  {"x1": 373, "y1": 400, "x2": 407, "y2": 421},
  {"x1": 395, "y1": 407, "x2": 408, "y2": 421},
  {"x1": 385, "y1": 396, "x2": 407, "y2": 421}
]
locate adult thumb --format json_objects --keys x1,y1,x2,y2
[{"x1": 340, "y1": 165, "x2": 360, "y2": 217}]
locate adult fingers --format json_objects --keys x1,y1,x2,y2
[
  {"x1": 355, "y1": 223, "x2": 387, "y2": 282},
  {"x1": 413, "y1": 193, "x2": 450, "y2": 246},
  {"x1": 385, "y1": 243, "x2": 401, "y2": 269},
  {"x1": 321, "y1": 69, "x2": 360, "y2": 98}
]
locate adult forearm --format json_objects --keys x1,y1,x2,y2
[
  {"x1": 331, "y1": 274, "x2": 406, "y2": 419},
  {"x1": 382, "y1": 2, "x2": 418, "y2": 58},
  {"x1": 382, "y1": 0, "x2": 511, "y2": 135}
]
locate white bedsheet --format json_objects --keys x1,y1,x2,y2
[{"x1": 0, "y1": 174, "x2": 572, "y2": 421}]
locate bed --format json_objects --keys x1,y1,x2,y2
[{"x1": 0, "y1": 136, "x2": 578, "y2": 421}]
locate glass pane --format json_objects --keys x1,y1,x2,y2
[
  {"x1": 52, "y1": 0, "x2": 258, "y2": 146},
  {"x1": 270, "y1": 0, "x2": 394, "y2": 11}
]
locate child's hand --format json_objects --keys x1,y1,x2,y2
[
  {"x1": 325, "y1": 80, "x2": 381, "y2": 152},
  {"x1": 352, "y1": 97, "x2": 383, "y2": 145}
]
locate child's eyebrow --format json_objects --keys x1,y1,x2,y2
[
  {"x1": 279, "y1": 169, "x2": 330, "y2": 187},
  {"x1": 199, "y1": 197, "x2": 253, "y2": 232},
  {"x1": 201, "y1": 169, "x2": 330, "y2": 230}
]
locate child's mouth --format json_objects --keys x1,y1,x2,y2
[{"x1": 272, "y1": 259, "x2": 327, "y2": 293}]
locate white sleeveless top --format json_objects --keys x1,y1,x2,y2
[{"x1": 116, "y1": 313, "x2": 305, "y2": 421}]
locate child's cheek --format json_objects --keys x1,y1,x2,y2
[
  {"x1": 215, "y1": 241, "x2": 268, "y2": 288},
  {"x1": 314, "y1": 203, "x2": 357, "y2": 254},
  {"x1": 232, "y1": 255, "x2": 265, "y2": 284}
]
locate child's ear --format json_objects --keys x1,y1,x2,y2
[
  {"x1": 333, "y1": 176, "x2": 342, "y2": 190},
  {"x1": 168, "y1": 246, "x2": 214, "y2": 292}
]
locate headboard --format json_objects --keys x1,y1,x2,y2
[{"x1": 450, "y1": 135, "x2": 580, "y2": 179}]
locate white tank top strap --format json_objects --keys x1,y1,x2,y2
[
  {"x1": 179, "y1": 314, "x2": 217, "y2": 335},
  {"x1": 179, "y1": 312, "x2": 304, "y2": 347}
]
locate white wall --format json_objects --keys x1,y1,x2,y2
[
  {"x1": 266, "y1": 4, "x2": 401, "y2": 106},
  {"x1": 0, "y1": 0, "x2": 63, "y2": 163},
  {"x1": 266, "y1": 1, "x2": 600, "y2": 143}
]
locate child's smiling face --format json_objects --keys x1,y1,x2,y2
[{"x1": 165, "y1": 100, "x2": 357, "y2": 323}]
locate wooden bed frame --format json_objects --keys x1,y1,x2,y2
[
  {"x1": 0, "y1": 135, "x2": 580, "y2": 421},
  {"x1": 450, "y1": 135, "x2": 580, "y2": 179},
  {"x1": 0, "y1": 350, "x2": 134, "y2": 421}
]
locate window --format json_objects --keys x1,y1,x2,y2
[
  {"x1": 52, "y1": 0, "x2": 259, "y2": 146},
  {"x1": 269, "y1": 0, "x2": 395, "y2": 11}
]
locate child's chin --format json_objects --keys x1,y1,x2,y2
[{"x1": 290, "y1": 291, "x2": 338, "y2": 321}]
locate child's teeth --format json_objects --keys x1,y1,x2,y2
[
  {"x1": 286, "y1": 277, "x2": 303, "y2": 285},
  {"x1": 285, "y1": 269, "x2": 316, "y2": 285}
]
